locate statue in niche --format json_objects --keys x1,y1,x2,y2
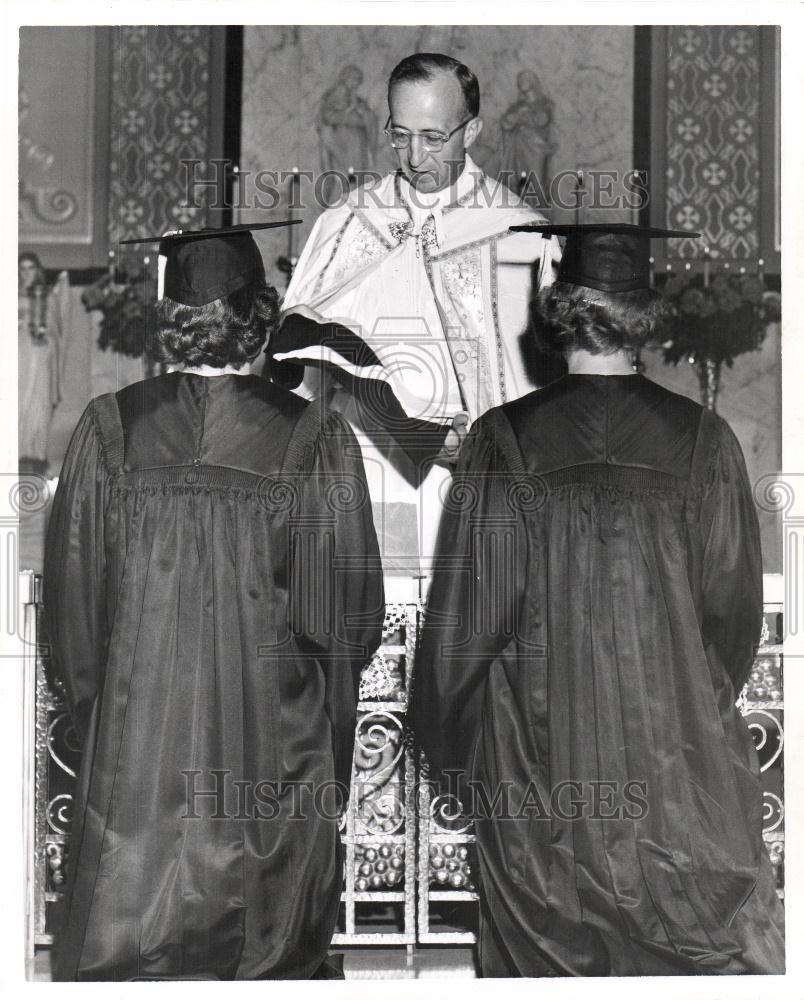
[
  {"x1": 499, "y1": 69, "x2": 557, "y2": 198},
  {"x1": 18, "y1": 252, "x2": 70, "y2": 475},
  {"x1": 317, "y1": 65, "x2": 377, "y2": 202}
]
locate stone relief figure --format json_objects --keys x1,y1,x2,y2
[
  {"x1": 317, "y1": 65, "x2": 377, "y2": 201},
  {"x1": 18, "y1": 252, "x2": 70, "y2": 474},
  {"x1": 500, "y1": 69, "x2": 557, "y2": 196}
]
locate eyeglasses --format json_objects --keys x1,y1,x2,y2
[{"x1": 383, "y1": 115, "x2": 474, "y2": 151}]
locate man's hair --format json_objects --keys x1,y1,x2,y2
[
  {"x1": 388, "y1": 53, "x2": 480, "y2": 118},
  {"x1": 153, "y1": 280, "x2": 280, "y2": 368},
  {"x1": 531, "y1": 282, "x2": 671, "y2": 356}
]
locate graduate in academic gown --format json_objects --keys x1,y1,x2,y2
[
  {"x1": 412, "y1": 224, "x2": 785, "y2": 977},
  {"x1": 44, "y1": 224, "x2": 383, "y2": 980}
]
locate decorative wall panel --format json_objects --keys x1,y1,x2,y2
[
  {"x1": 664, "y1": 26, "x2": 761, "y2": 259},
  {"x1": 108, "y1": 26, "x2": 218, "y2": 247},
  {"x1": 19, "y1": 27, "x2": 110, "y2": 268}
]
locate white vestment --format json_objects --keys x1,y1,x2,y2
[{"x1": 277, "y1": 157, "x2": 559, "y2": 596}]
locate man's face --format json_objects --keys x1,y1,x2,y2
[{"x1": 388, "y1": 74, "x2": 480, "y2": 194}]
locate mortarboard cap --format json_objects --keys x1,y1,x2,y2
[
  {"x1": 120, "y1": 221, "x2": 301, "y2": 306},
  {"x1": 509, "y1": 223, "x2": 700, "y2": 293}
]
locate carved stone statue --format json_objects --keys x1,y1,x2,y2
[
  {"x1": 317, "y1": 65, "x2": 377, "y2": 201},
  {"x1": 500, "y1": 69, "x2": 557, "y2": 197}
]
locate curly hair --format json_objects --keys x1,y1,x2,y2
[
  {"x1": 153, "y1": 280, "x2": 280, "y2": 368},
  {"x1": 531, "y1": 282, "x2": 671, "y2": 356}
]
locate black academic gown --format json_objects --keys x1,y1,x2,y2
[
  {"x1": 44, "y1": 372, "x2": 383, "y2": 980},
  {"x1": 413, "y1": 374, "x2": 784, "y2": 977}
]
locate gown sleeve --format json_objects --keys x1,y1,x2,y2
[
  {"x1": 411, "y1": 410, "x2": 529, "y2": 795},
  {"x1": 698, "y1": 416, "x2": 764, "y2": 693},
  {"x1": 289, "y1": 408, "x2": 384, "y2": 790},
  {"x1": 43, "y1": 402, "x2": 108, "y2": 742}
]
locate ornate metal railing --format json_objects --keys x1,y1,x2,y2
[
  {"x1": 417, "y1": 775, "x2": 478, "y2": 944},
  {"x1": 23, "y1": 581, "x2": 785, "y2": 958},
  {"x1": 739, "y1": 597, "x2": 785, "y2": 897},
  {"x1": 333, "y1": 604, "x2": 417, "y2": 947},
  {"x1": 23, "y1": 573, "x2": 80, "y2": 953}
]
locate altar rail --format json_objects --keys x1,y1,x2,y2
[{"x1": 22, "y1": 577, "x2": 784, "y2": 958}]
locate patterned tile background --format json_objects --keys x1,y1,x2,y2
[
  {"x1": 665, "y1": 26, "x2": 761, "y2": 259},
  {"x1": 108, "y1": 25, "x2": 214, "y2": 252}
]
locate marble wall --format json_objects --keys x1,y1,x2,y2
[{"x1": 240, "y1": 25, "x2": 635, "y2": 289}]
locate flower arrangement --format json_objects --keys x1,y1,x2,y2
[
  {"x1": 81, "y1": 261, "x2": 157, "y2": 360},
  {"x1": 661, "y1": 271, "x2": 780, "y2": 367},
  {"x1": 659, "y1": 265, "x2": 781, "y2": 409}
]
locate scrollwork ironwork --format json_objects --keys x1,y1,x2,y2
[
  {"x1": 762, "y1": 792, "x2": 784, "y2": 834},
  {"x1": 47, "y1": 793, "x2": 74, "y2": 836},
  {"x1": 745, "y1": 709, "x2": 783, "y2": 771},
  {"x1": 429, "y1": 792, "x2": 473, "y2": 835},
  {"x1": 353, "y1": 710, "x2": 406, "y2": 836},
  {"x1": 46, "y1": 712, "x2": 80, "y2": 778}
]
